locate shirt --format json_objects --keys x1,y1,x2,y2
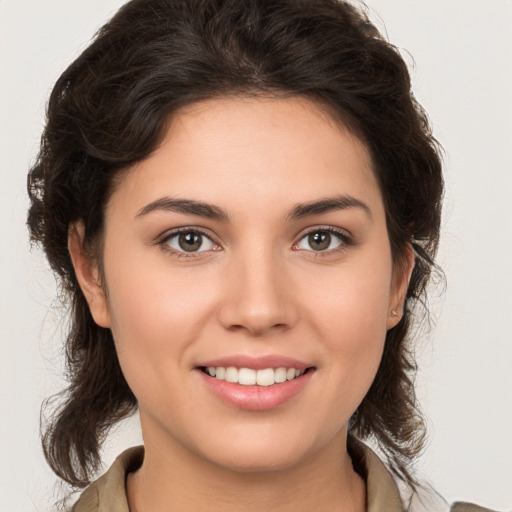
[{"x1": 71, "y1": 440, "x2": 496, "y2": 512}]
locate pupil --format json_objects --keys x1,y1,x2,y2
[
  {"x1": 179, "y1": 232, "x2": 202, "y2": 252},
  {"x1": 309, "y1": 231, "x2": 330, "y2": 251}
]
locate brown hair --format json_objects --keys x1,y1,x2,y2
[{"x1": 28, "y1": 0, "x2": 443, "y2": 489}]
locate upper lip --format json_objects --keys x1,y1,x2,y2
[{"x1": 196, "y1": 354, "x2": 313, "y2": 371}]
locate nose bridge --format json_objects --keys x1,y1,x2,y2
[{"x1": 218, "y1": 241, "x2": 296, "y2": 335}]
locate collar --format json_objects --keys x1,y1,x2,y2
[{"x1": 72, "y1": 440, "x2": 405, "y2": 512}]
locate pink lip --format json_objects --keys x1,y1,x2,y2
[
  {"x1": 195, "y1": 355, "x2": 315, "y2": 411},
  {"x1": 196, "y1": 354, "x2": 312, "y2": 371},
  {"x1": 197, "y1": 369, "x2": 314, "y2": 410}
]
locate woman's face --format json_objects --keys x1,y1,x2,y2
[{"x1": 76, "y1": 96, "x2": 409, "y2": 472}]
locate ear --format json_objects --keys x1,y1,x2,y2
[
  {"x1": 386, "y1": 243, "x2": 415, "y2": 330},
  {"x1": 68, "y1": 222, "x2": 111, "y2": 328}
]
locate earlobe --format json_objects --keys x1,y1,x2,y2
[
  {"x1": 68, "y1": 222, "x2": 111, "y2": 328},
  {"x1": 387, "y1": 244, "x2": 415, "y2": 330}
]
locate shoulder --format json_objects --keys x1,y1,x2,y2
[
  {"x1": 450, "y1": 503, "x2": 501, "y2": 512},
  {"x1": 349, "y1": 437, "x2": 501, "y2": 512},
  {"x1": 72, "y1": 446, "x2": 144, "y2": 512}
]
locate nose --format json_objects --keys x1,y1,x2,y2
[{"x1": 217, "y1": 247, "x2": 298, "y2": 336}]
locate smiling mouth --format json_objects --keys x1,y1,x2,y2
[{"x1": 199, "y1": 366, "x2": 314, "y2": 386}]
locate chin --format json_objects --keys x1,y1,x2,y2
[
  {"x1": 193, "y1": 425, "x2": 334, "y2": 474},
  {"x1": 205, "y1": 445, "x2": 307, "y2": 474}
]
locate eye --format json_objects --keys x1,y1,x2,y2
[
  {"x1": 163, "y1": 229, "x2": 217, "y2": 253},
  {"x1": 294, "y1": 228, "x2": 350, "y2": 252}
]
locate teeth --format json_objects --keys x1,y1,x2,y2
[
  {"x1": 205, "y1": 366, "x2": 306, "y2": 386},
  {"x1": 238, "y1": 368, "x2": 256, "y2": 385},
  {"x1": 225, "y1": 367, "x2": 238, "y2": 383},
  {"x1": 256, "y1": 368, "x2": 274, "y2": 387},
  {"x1": 274, "y1": 367, "x2": 287, "y2": 383}
]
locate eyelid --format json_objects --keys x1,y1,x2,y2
[
  {"x1": 293, "y1": 226, "x2": 353, "y2": 252},
  {"x1": 154, "y1": 224, "x2": 353, "y2": 257},
  {"x1": 157, "y1": 226, "x2": 221, "y2": 256}
]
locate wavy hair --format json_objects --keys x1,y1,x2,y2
[{"x1": 28, "y1": 0, "x2": 443, "y2": 489}]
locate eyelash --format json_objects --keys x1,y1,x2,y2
[
  {"x1": 293, "y1": 226, "x2": 353, "y2": 255},
  {"x1": 157, "y1": 226, "x2": 353, "y2": 258},
  {"x1": 158, "y1": 227, "x2": 220, "y2": 259}
]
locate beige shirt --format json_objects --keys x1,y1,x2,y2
[{"x1": 71, "y1": 441, "x2": 495, "y2": 512}]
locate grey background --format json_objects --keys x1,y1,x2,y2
[{"x1": 1, "y1": 1, "x2": 511, "y2": 510}]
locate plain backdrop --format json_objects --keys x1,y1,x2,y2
[{"x1": 1, "y1": 1, "x2": 511, "y2": 511}]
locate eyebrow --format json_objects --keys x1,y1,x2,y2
[
  {"x1": 287, "y1": 195, "x2": 372, "y2": 221},
  {"x1": 136, "y1": 194, "x2": 371, "y2": 222},
  {"x1": 136, "y1": 197, "x2": 229, "y2": 221}
]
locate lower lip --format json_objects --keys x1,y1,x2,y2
[{"x1": 197, "y1": 369, "x2": 314, "y2": 411}]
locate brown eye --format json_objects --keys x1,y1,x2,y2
[
  {"x1": 165, "y1": 230, "x2": 216, "y2": 253},
  {"x1": 178, "y1": 232, "x2": 203, "y2": 252},
  {"x1": 295, "y1": 228, "x2": 349, "y2": 252},
  {"x1": 308, "y1": 231, "x2": 331, "y2": 251}
]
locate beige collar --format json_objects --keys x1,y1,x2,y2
[{"x1": 72, "y1": 440, "x2": 404, "y2": 512}]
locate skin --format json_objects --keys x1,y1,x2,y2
[{"x1": 69, "y1": 96, "x2": 412, "y2": 512}]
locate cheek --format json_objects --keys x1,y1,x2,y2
[
  {"x1": 103, "y1": 258, "x2": 219, "y2": 390},
  {"x1": 304, "y1": 256, "x2": 392, "y2": 398},
  {"x1": 319, "y1": 287, "x2": 388, "y2": 380},
  {"x1": 308, "y1": 257, "x2": 392, "y2": 341}
]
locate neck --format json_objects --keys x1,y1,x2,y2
[{"x1": 127, "y1": 422, "x2": 365, "y2": 512}]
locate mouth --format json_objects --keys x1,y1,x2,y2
[
  {"x1": 198, "y1": 366, "x2": 314, "y2": 387},
  {"x1": 195, "y1": 355, "x2": 316, "y2": 409}
]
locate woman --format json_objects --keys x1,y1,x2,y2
[{"x1": 26, "y1": 0, "x2": 497, "y2": 511}]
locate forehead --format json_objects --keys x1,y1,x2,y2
[{"x1": 107, "y1": 96, "x2": 383, "y2": 220}]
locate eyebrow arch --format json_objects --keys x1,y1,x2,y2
[
  {"x1": 136, "y1": 197, "x2": 229, "y2": 222},
  {"x1": 136, "y1": 195, "x2": 371, "y2": 222},
  {"x1": 287, "y1": 195, "x2": 372, "y2": 221}
]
